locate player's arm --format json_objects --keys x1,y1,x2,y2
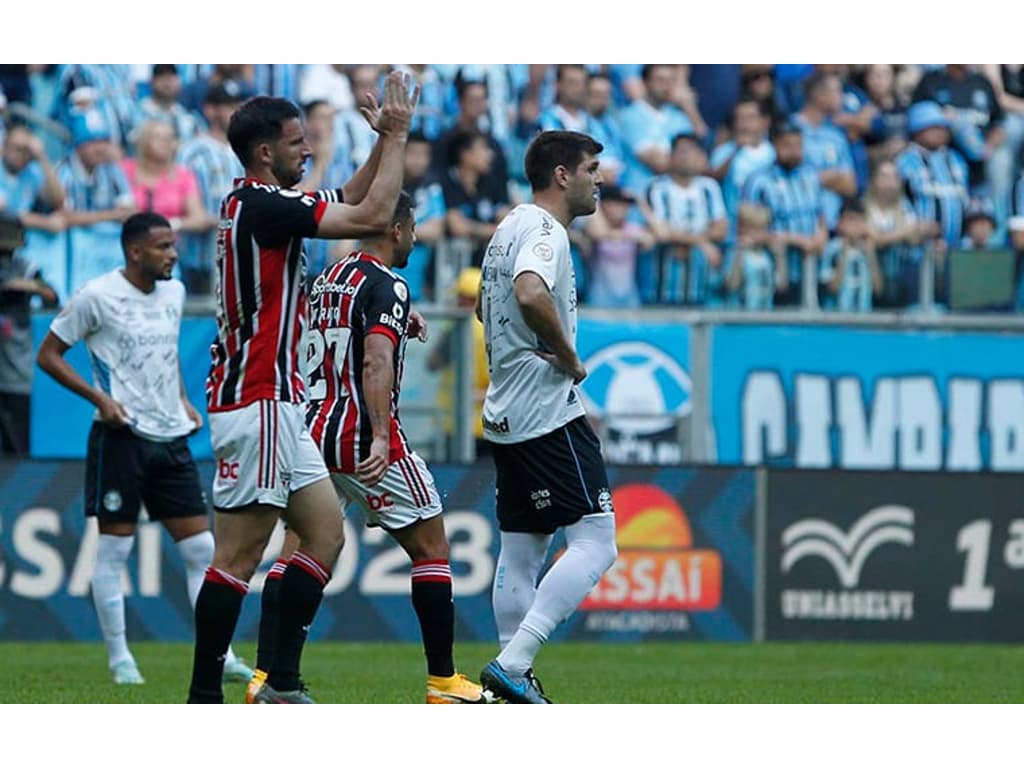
[
  {"x1": 36, "y1": 332, "x2": 131, "y2": 427},
  {"x1": 514, "y1": 272, "x2": 586, "y2": 384},
  {"x1": 179, "y1": 361, "x2": 202, "y2": 431},
  {"x1": 316, "y1": 72, "x2": 420, "y2": 240},
  {"x1": 355, "y1": 333, "x2": 396, "y2": 486}
]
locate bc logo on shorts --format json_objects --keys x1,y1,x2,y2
[{"x1": 103, "y1": 489, "x2": 123, "y2": 512}]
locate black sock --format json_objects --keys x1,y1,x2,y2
[
  {"x1": 266, "y1": 552, "x2": 329, "y2": 691},
  {"x1": 188, "y1": 569, "x2": 247, "y2": 703},
  {"x1": 412, "y1": 559, "x2": 454, "y2": 677},
  {"x1": 256, "y1": 559, "x2": 287, "y2": 672}
]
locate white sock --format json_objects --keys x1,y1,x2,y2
[
  {"x1": 497, "y1": 514, "x2": 617, "y2": 675},
  {"x1": 92, "y1": 534, "x2": 135, "y2": 669},
  {"x1": 176, "y1": 529, "x2": 241, "y2": 666},
  {"x1": 492, "y1": 531, "x2": 552, "y2": 649}
]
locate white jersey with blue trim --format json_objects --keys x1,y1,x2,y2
[
  {"x1": 49, "y1": 269, "x2": 193, "y2": 441},
  {"x1": 480, "y1": 203, "x2": 586, "y2": 444}
]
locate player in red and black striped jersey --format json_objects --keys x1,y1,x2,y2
[
  {"x1": 304, "y1": 190, "x2": 488, "y2": 703},
  {"x1": 188, "y1": 72, "x2": 420, "y2": 705}
]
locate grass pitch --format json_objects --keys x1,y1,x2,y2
[{"x1": 2, "y1": 641, "x2": 1022, "y2": 704}]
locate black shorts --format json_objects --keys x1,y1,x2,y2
[
  {"x1": 492, "y1": 416, "x2": 613, "y2": 534},
  {"x1": 85, "y1": 422, "x2": 207, "y2": 523}
]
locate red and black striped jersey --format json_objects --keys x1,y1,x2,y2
[
  {"x1": 206, "y1": 178, "x2": 343, "y2": 412},
  {"x1": 305, "y1": 251, "x2": 412, "y2": 473}
]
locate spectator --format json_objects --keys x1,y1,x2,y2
[
  {"x1": 431, "y1": 76, "x2": 510, "y2": 200},
  {"x1": 618, "y1": 64, "x2": 694, "y2": 195},
  {"x1": 817, "y1": 64, "x2": 878, "y2": 194},
  {"x1": 336, "y1": 65, "x2": 382, "y2": 170},
  {"x1": 1, "y1": 122, "x2": 64, "y2": 220},
  {"x1": 820, "y1": 198, "x2": 883, "y2": 312},
  {"x1": 442, "y1": 129, "x2": 508, "y2": 266},
  {"x1": 180, "y1": 65, "x2": 254, "y2": 114},
  {"x1": 981, "y1": 65, "x2": 1024, "y2": 241},
  {"x1": 302, "y1": 99, "x2": 355, "y2": 281},
  {"x1": 586, "y1": 72, "x2": 625, "y2": 184},
  {"x1": 739, "y1": 65, "x2": 777, "y2": 121},
  {"x1": 710, "y1": 95, "x2": 776, "y2": 232},
  {"x1": 912, "y1": 65, "x2": 1004, "y2": 197},
  {"x1": 403, "y1": 131, "x2": 445, "y2": 301},
  {"x1": 54, "y1": 65, "x2": 135, "y2": 150},
  {"x1": 582, "y1": 184, "x2": 654, "y2": 308},
  {"x1": 58, "y1": 106, "x2": 136, "y2": 291},
  {"x1": 725, "y1": 203, "x2": 786, "y2": 311},
  {"x1": 861, "y1": 64, "x2": 910, "y2": 162},
  {"x1": 121, "y1": 121, "x2": 212, "y2": 258},
  {"x1": 177, "y1": 80, "x2": 245, "y2": 296},
  {"x1": 133, "y1": 64, "x2": 201, "y2": 145},
  {"x1": 743, "y1": 120, "x2": 828, "y2": 306},
  {"x1": 646, "y1": 132, "x2": 728, "y2": 305},
  {"x1": 865, "y1": 160, "x2": 924, "y2": 308},
  {"x1": 793, "y1": 71, "x2": 858, "y2": 231},
  {"x1": 896, "y1": 101, "x2": 969, "y2": 253},
  {"x1": 961, "y1": 197, "x2": 999, "y2": 250},
  {"x1": 0, "y1": 215, "x2": 58, "y2": 455}
]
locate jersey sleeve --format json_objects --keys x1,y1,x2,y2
[
  {"x1": 249, "y1": 188, "x2": 328, "y2": 247},
  {"x1": 363, "y1": 275, "x2": 409, "y2": 347},
  {"x1": 512, "y1": 218, "x2": 561, "y2": 290},
  {"x1": 49, "y1": 284, "x2": 99, "y2": 346}
]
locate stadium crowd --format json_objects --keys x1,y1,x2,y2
[{"x1": 1, "y1": 63, "x2": 1023, "y2": 316}]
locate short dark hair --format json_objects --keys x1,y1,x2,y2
[
  {"x1": 839, "y1": 197, "x2": 865, "y2": 217},
  {"x1": 557, "y1": 64, "x2": 587, "y2": 82},
  {"x1": 152, "y1": 64, "x2": 178, "y2": 79},
  {"x1": 455, "y1": 72, "x2": 488, "y2": 101},
  {"x1": 524, "y1": 130, "x2": 604, "y2": 192},
  {"x1": 671, "y1": 132, "x2": 701, "y2": 151},
  {"x1": 302, "y1": 99, "x2": 330, "y2": 118},
  {"x1": 448, "y1": 129, "x2": 485, "y2": 167},
  {"x1": 227, "y1": 97, "x2": 302, "y2": 167},
  {"x1": 770, "y1": 118, "x2": 802, "y2": 142},
  {"x1": 393, "y1": 189, "x2": 415, "y2": 225},
  {"x1": 803, "y1": 71, "x2": 834, "y2": 100},
  {"x1": 641, "y1": 64, "x2": 672, "y2": 82},
  {"x1": 121, "y1": 212, "x2": 171, "y2": 253}
]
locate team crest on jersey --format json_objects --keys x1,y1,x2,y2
[
  {"x1": 103, "y1": 490, "x2": 123, "y2": 512},
  {"x1": 393, "y1": 281, "x2": 408, "y2": 301},
  {"x1": 277, "y1": 188, "x2": 305, "y2": 199},
  {"x1": 533, "y1": 243, "x2": 554, "y2": 261}
]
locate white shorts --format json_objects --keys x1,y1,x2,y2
[
  {"x1": 209, "y1": 400, "x2": 329, "y2": 510},
  {"x1": 331, "y1": 452, "x2": 442, "y2": 530}
]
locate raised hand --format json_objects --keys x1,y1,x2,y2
[{"x1": 375, "y1": 70, "x2": 421, "y2": 138}]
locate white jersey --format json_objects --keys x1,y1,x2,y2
[
  {"x1": 480, "y1": 203, "x2": 586, "y2": 444},
  {"x1": 49, "y1": 270, "x2": 193, "y2": 441}
]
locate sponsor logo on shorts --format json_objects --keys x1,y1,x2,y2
[
  {"x1": 530, "y1": 488, "x2": 552, "y2": 510},
  {"x1": 217, "y1": 458, "x2": 240, "y2": 483},
  {"x1": 103, "y1": 490, "x2": 123, "y2": 512}
]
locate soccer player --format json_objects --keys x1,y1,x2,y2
[
  {"x1": 186, "y1": 71, "x2": 418, "y2": 704},
  {"x1": 305, "y1": 190, "x2": 488, "y2": 704},
  {"x1": 36, "y1": 212, "x2": 252, "y2": 685},
  {"x1": 476, "y1": 131, "x2": 619, "y2": 703}
]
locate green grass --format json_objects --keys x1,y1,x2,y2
[{"x1": 2, "y1": 641, "x2": 1022, "y2": 703}]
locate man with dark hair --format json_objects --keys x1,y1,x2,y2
[
  {"x1": 742, "y1": 120, "x2": 828, "y2": 306},
  {"x1": 476, "y1": 130, "x2": 618, "y2": 703},
  {"x1": 186, "y1": 71, "x2": 418, "y2": 704},
  {"x1": 431, "y1": 78, "x2": 509, "y2": 200},
  {"x1": 134, "y1": 64, "x2": 201, "y2": 144},
  {"x1": 36, "y1": 212, "x2": 250, "y2": 686},
  {"x1": 442, "y1": 128, "x2": 508, "y2": 266},
  {"x1": 305, "y1": 190, "x2": 488, "y2": 704}
]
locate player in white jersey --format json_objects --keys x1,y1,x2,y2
[
  {"x1": 476, "y1": 131, "x2": 618, "y2": 703},
  {"x1": 36, "y1": 213, "x2": 251, "y2": 685}
]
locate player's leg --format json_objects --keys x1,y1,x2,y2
[
  {"x1": 189, "y1": 401, "x2": 288, "y2": 703},
  {"x1": 146, "y1": 437, "x2": 253, "y2": 683},
  {"x1": 187, "y1": 505, "x2": 280, "y2": 703},
  {"x1": 249, "y1": 526, "x2": 301, "y2": 702},
  {"x1": 497, "y1": 419, "x2": 617, "y2": 682},
  {"x1": 493, "y1": 530, "x2": 553, "y2": 649},
  {"x1": 85, "y1": 422, "x2": 145, "y2": 684}
]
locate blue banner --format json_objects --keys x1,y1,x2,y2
[
  {"x1": 0, "y1": 460, "x2": 753, "y2": 643},
  {"x1": 576, "y1": 316, "x2": 691, "y2": 465},
  {"x1": 711, "y1": 325, "x2": 1024, "y2": 471}
]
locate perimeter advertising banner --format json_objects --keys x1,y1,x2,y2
[
  {"x1": 0, "y1": 461, "x2": 754, "y2": 643},
  {"x1": 711, "y1": 325, "x2": 1024, "y2": 472},
  {"x1": 764, "y1": 469, "x2": 1024, "y2": 642}
]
